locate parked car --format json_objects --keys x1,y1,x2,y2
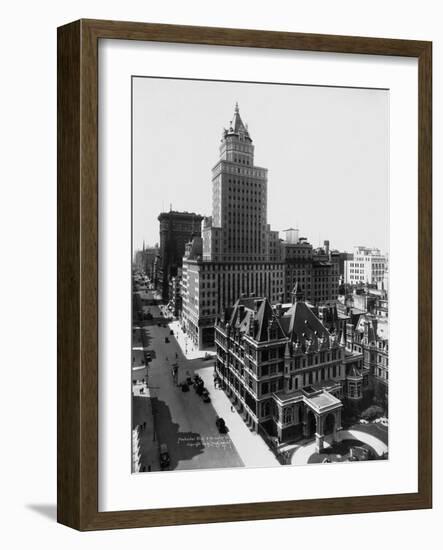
[
  {"x1": 215, "y1": 416, "x2": 227, "y2": 433},
  {"x1": 201, "y1": 389, "x2": 211, "y2": 403},
  {"x1": 194, "y1": 381, "x2": 204, "y2": 396},
  {"x1": 159, "y1": 444, "x2": 170, "y2": 470},
  {"x1": 180, "y1": 382, "x2": 189, "y2": 392},
  {"x1": 164, "y1": 337, "x2": 169, "y2": 343}
]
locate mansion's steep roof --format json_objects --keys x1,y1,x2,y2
[
  {"x1": 225, "y1": 294, "x2": 336, "y2": 347},
  {"x1": 226, "y1": 296, "x2": 285, "y2": 342},
  {"x1": 283, "y1": 301, "x2": 331, "y2": 348}
]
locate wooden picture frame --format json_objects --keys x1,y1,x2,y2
[{"x1": 57, "y1": 19, "x2": 432, "y2": 530}]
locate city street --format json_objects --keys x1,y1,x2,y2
[{"x1": 134, "y1": 288, "x2": 244, "y2": 471}]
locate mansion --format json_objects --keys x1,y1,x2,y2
[{"x1": 214, "y1": 284, "x2": 388, "y2": 451}]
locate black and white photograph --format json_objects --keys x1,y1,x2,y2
[{"x1": 131, "y1": 76, "x2": 390, "y2": 473}]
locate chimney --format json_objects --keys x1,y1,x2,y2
[
  {"x1": 372, "y1": 318, "x2": 378, "y2": 338},
  {"x1": 324, "y1": 240, "x2": 330, "y2": 255}
]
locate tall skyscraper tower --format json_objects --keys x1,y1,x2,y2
[
  {"x1": 203, "y1": 103, "x2": 271, "y2": 262},
  {"x1": 182, "y1": 104, "x2": 284, "y2": 349}
]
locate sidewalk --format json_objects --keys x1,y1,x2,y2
[
  {"x1": 169, "y1": 319, "x2": 216, "y2": 361},
  {"x1": 197, "y1": 365, "x2": 280, "y2": 469}
]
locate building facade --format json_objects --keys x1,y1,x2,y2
[
  {"x1": 214, "y1": 282, "x2": 388, "y2": 450},
  {"x1": 344, "y1": 246, "x2": 388, "y2": 287},
  {"x1": 214, "y1": 288, "x2": 351, "y2": 451},
  {"x1": 282, "y1": 237, "x2": 340, "y2": 305},
  {"x1": 182, "y1": 237, "x2": 284, "y2": 348},
  {"x1": 134, "y1": 242, "x2": 159, "y2": 280},
  {"x1": 181, "y1": 104, "x2": 284, "y2": 348},
  {"x1": 201, "y1": 102, "x2": 274, "y2": 263},
  {"x1": 157, "y1": 210, "x2": 203, "y2": 300},
  {"x1": 317, "y1": 300, "x2": 389, "y2": 412},
  {"x1": 168, "y1": 268, "x2": 183, "y2": 317}
]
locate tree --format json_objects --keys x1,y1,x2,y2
[{"x1": 361, "y1": 405, "x2": 383, "y2": 421}]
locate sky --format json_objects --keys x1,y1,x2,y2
[{"x1": 133, "y1": 76, "x2": 389, "y2": 254}]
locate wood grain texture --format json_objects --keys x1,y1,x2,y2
[
  {"x1": 57, "y1": 19, "x2": 432, "y2": 531},
  {"x1": 57, "y1": 20, "x2": 81, "y2": 528}
]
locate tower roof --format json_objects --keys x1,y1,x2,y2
[{"x1": 227, "y1": 102, "x2": 251, "y2": 139}]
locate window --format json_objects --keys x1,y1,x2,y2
[{"x1": 283, "y1": 408, "x2": 293, "y2": 423}]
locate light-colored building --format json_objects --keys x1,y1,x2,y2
[
  {"x1": 200, "y1": 102, "x2": 278, "y2": 263},
  {"x1": 344, "y1": 246, "x2": 388, "y2": 287},
  {"x1": 181, "y1": 104, "x2": 284, "y2": 348}
]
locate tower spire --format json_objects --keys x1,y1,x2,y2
[{"x1": 229, "y1": 102, "x2": 249, "y2": 136}]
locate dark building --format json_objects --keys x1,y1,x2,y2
[
  {"x1": 336, "y1": 251, "x2": 353, "y2": 279},
  {"x1": 214, "y1": 288, "x2": 346, "y2": 451},
  {"x1": 214, "y1": 281, "x2": 388, "y2": 450},
  {"x1": 157, "y1": 210, "x2": 203, "y2": 300},
  {"x1": 282, "y1": 239, "x2": 340, "y2": 305}
]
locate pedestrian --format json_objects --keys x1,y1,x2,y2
[
  {"x1": 231, "y1": 405, "x2": 234, "y2": 413},
  {"x1": 143, "y1": 421, "x2": 146, "y2": 429}
]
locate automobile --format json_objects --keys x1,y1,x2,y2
[
  {"x1": 379, "y1": 417, "x2": 389, "y2": 427},
  {"x1": 164, "y1": 337, "x2": 169, "y2": 343},
  {"x1": 180, "y1": 382, "x2": 189, "y2": 392},
  {"x1": 194, "y1": 382, "x2": 204, "y2": 396},
  {"x1": 159, "y1": 443, "x2": 170, "y2": 470},
  {"x1": 170, "y1": 329, "x2": 174, "y2": 335},
  {"x1": 215, "y1": 416, "x2": 227, "y2": 433},
  {"x1": 359, "y1": 419, "x2": 369, "y2": 424},
  {"x1": 201, "y1": 389, "x2": 211, "y2": 403}
]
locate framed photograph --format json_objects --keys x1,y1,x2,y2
[{"x1": 57, "y1": 19, "x2": 432, "y2": 530}]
